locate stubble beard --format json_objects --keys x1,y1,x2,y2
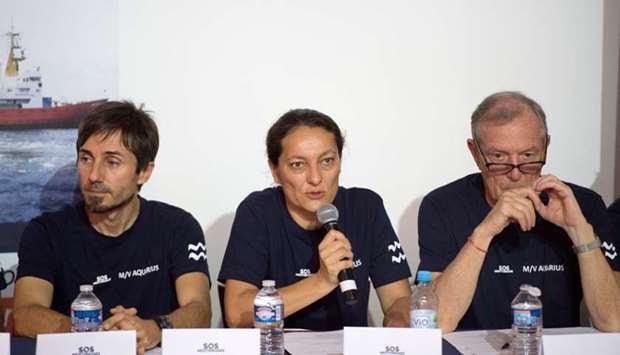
[{"x1": 84, "y1": 191, "x2": 136, "y2": 214}]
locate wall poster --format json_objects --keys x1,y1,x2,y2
[{"x1": 0, "y1": 1, "x2": 118, "y2": 308}]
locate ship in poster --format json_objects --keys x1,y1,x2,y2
[{"x1": 0, "y1": 27, "x2": 106, "y2": 129}]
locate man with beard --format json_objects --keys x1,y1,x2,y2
[
  {"x1": 418, "y1": 91, "x2": 620, "y2": 332},
  {"x1": 12, "y1": 101, "x2": 211, "y2": 354}
]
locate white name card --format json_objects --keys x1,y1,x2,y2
[
  {"x1": 343, "y1": 327, "x2": 441, "y2": 355},
  {"x1": 543, "y1": 332, "x2": 620, "y2": 355},
  {"x1": 36, "y1": 330, "x2": 136, "y2": 355},
  {"x1": 0, "y1": 333, "x2": 9, "y2": 355},
  {"x1": 162, "y1": 328, "x2": 260, "y2": 355}
]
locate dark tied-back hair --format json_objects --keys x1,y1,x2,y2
[
  {"x1": 266, "y1": 108, "x2": 345, "y2": 166},
  {"x1": 77, "y1": 101, "x2": 159, "y2": 173}
]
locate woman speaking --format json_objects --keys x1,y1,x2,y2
[{"x1": 218, "y1": 109, "x2": 411, "y2": 330}]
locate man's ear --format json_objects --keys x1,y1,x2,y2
[
  {"x1": 467, "y1": 139, "x2": 485, "y2": 171},
  {"x1": 137, "y1": 161, "x2": 155, "y2": 186}
]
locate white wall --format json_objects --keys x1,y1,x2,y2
[
  {"x1": 603, "y1": 0, "x2": 620, "y2": 198},
  {"x1": 118, "y1": 0, "x2": 616, "y2": 327}
]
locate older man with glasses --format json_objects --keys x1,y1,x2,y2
[{"x1": 417, "y1": 91, "x2": 620, "y2": 332}]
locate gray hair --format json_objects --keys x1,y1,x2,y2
[{"x1": 471, "y1": 91, "x2": 548, "y2": 142}]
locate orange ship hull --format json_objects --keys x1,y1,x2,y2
[{"x1": 0, "y1": 99, "x2": 107, "y2": 130}]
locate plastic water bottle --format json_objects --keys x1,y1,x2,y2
[
  {"x1": 410, "y1": 270, "x2": 438, "y2": 328},
  {"x1": 71, "y1": 284, "x2": 102, "y2": 332},
  {"x1": 254, "y1": 280, "x2": 284, "y2": 355},
  {"x1": 511, "y1": 284, "x2": 543, "y2": 355}
]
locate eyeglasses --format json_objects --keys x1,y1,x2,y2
[{"x1": 474, "y1": 136, "x2": 547, "y2": 175}]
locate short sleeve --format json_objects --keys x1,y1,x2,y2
[
  {"x1": 417, "y1": 195, "x2": 460, "y2": 272},
  {"x1": 217, "y1": 199, "x2": 269, "y2": 288},
  {"x1": 16, "y1": 218, "x2": 57, "y2": 283},
  {"x1": 368, "y1": 195, "x2": 411, "y2": 288},
  {"x1": 580, "y1": 192, "x2": 620, "y2": 271},
  {"x1": 609, "y1": 199, "x2": 620, "y2": 216},
  {"x1": 608, "y1": 199, "x2": 620, "y2": 260},
  {"x1": 169, "y1": 212, "x2": 211, "y2": 282}
]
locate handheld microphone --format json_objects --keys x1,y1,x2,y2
[{"x1": 317, "y1": 203, "x2": 358, "y2": 305}]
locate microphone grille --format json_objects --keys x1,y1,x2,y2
[{"x1": 317, "y1": 203, "x2": 339, "y2": 225}]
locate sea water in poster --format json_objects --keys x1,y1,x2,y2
[{"x1": 0, "y1": 0, "x2": 118, "y2": 297}]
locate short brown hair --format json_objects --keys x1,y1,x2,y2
[{"x1": 77, "y1": 101, "x2": 159, "y2": 173}]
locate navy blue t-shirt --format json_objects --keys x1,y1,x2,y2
[
  {"x1": 418, "y1": 173, "x2": 619, "y2": 330},
  {"x1": 17, "y1": 197, "x2": 210, "y2": 319},
  {"x1": 608, "y1": 199, "x2": 620, "y2": 239},
  {"x1": 218, "y1": 186, "x2": 411, "y2": 331}
]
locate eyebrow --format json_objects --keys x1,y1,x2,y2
[
  {"x1": 78, "y1": 148, "x2": 124, "y2": 158},
  {"x1": 103, "y1": 151, "x2": 124, "y2": 158},
  {"x1": 487, "y1": 146, "x2": 540, "y2": 155},
  {"x1": 285, "y1": 150, "x2": 338, "y2": 161}
]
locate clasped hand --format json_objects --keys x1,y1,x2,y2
[
  {"x1": 480, "y1": 174, "x2": 588, "y2": 243},
  {"x1": 101, "y1": 305, "x2": 160, "y2": 355}
]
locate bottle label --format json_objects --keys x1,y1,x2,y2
[
  {"x1": 513, "y1": 308, "x2": 541, "y2": 327},
  {"x1": 254, "y1": 304, "x2": 283, "y2": 323},
  {"x1": 410, "y1": 309, "x2": 437, "y2": 328},
  {"x1": 72, "y1": 309, "x2": 102, "y2": 330}
]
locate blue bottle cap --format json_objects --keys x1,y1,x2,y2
[{"x1": 416, "y1": 270, "x2": 432, "y2": 282}]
